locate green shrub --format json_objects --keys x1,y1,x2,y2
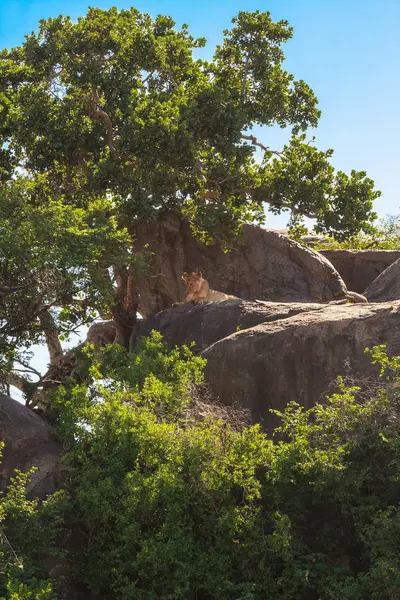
[
  {"x1": 0, "y1": 450, "x2": 66, "y2": 600},
  {"x1": 6, "y1": 334, "x2": 400, "y2": 599},
  {"x1": 45, "y1": 336, "x2": 400, "y2": 599}
]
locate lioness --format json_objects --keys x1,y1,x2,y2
[{"x1": 182, "y1": 272, "x2": 235, "y2": 303}]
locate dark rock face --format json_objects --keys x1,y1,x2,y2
[
  {"x1": 0, "y1": 394, "x2": 66, "y2": 498},
  {"x1": 132, "y1": 215, "x2": 347, "y2": 316},
  {"x1": 364, "y1": 258, "x2": 400, "y2": 302},
  {"x1": 131, "y1": 300, "x2": 400, "y2": 433},
  {"x1": 202, "y1": 302, "x2": 400, "y2": 432},
  {"x1": 86, "y1": 320, "x2": 117, "y2": 345},
  {"x1": 131, "y1": 299, "x2": 324, "y2": 353},
  {"x1": 320, "y1": 250, "x2": 400, "y2": 294}
]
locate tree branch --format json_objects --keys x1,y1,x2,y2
[
  {"x1": 241, "y1": 134, "x2": 268, "y2": 152},
  {"x1": 6, "y1": 372, "x2": 29, "y2": 392},
  {"x1": 142, "y1": 71, "x2": 156, "y2": 85},
  {"x1": 92, "y1": 108, "x2": 115, "y2": 153},
  {"x1": 39, "y1": 310, "x2": 63, "y2": 367},
  {"x1": 240, "y1": 54, "x2": 250, "y2": 102},
  {"x1": 279, "y1": 201, "x2": 317, "y2": 220},
  {"x1": 13, "y1": 359, "x2": 42, "y2": 379},
  {"x1": 240, "y1": 134, "x2": 283, "y2": 156}
]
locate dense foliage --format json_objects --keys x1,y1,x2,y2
[
  {"x1": 0, "y1": 448, "x2": 67, "y2": 600},
  {"x1": 3, "y1": 336, "x2": 400, "y2": 600},
  {"x1": 0, "y1": 178, "x2": 130, "y2": 378},
  {"x1": 0, "y1": 7, "x2": 380, "y2": 242}
]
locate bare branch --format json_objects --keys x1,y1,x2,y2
[
  {"x1": 240, "y1": 134, "x2": 283, "y2": 156},
  {"x1": 14, "y1": 359, "x2": 42, "y2": 379},
  {"x1": 241, "y1": 134, "x2": 268, "y2": 152}
]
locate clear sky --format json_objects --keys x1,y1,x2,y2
[{"x1": 1, "y1": 0, "x2": 399, "y2": 379}]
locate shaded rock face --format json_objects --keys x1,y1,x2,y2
[
  {"x1": 86, "y1": 320, "x2": 117, "y2": 346},
  {"x1": 364, "y1": 258, "x2": 400, "y2": 302},
  {"x1": 132, "y1": 215, "x2": 347, "y2": 316},
  {"x1": 0, "y1": 394, "x2": 65, "y2": 498},
  {"x1": 202, "y1": 302, "x2": 400, "y2": 432},
  {"x1": 320, "y1": 250, "x2": 400, "y2": 294},
  {"x1": 132, "y1": 299, "x2": 324, "y2": 354}
]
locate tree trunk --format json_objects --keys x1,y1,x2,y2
[
  {"x1": 39, "y1": 310, "x2": 63, "y2": 366},
  {"x1": 112, "y1": 266, "x2": 138, "y2": 349}
]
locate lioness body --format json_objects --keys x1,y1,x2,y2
[{"x1": 182, "y1": 272, "x2": 236, "y2": 303}]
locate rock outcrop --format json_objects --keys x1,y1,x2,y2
[
  {"x1": 132, "y1": 215, "x2": 347, "y2": 316},
  {"x1": 86, "y1": 320, "x2": 117, "y2": 346},
  {"x1": 0, "y1": 394, "x2": 66, "y2": 498},
  {"x1": 320, "y1": 250, "x2": 400, "y2": 294},
  {"x1": 131, "y1": 299, "x2": 400, "y2": 432},
  {"x1": 364, "y1": 258, "x2": 400, "y2": 302},
  {"x1": 202, "y1": 302, "x2": 400, "y2": 432},
  {"x1": 131, "y1": 299, "x2": 324, "y2": 353}
]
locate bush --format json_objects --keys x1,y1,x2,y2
[
  {"x1": 43, "y1": 336, "x2": 400, "y2": 599},
  {"x1": 0, "y1": 451, "x2": 66, "y2": 600},
  {"x1": 6, "y1": 334, "x2": 400, "y2": 599}
]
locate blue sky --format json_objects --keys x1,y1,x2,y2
[{"x1": 1, "y1": 0, "x2": 399, "y2": 378}]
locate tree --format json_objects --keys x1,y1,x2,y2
[
  {"x1": 0, "y1": 178, "x2": 129, "y2": 390},
  {"x1": 0, "y1": 7, "x2": 380, "y2": 379}
]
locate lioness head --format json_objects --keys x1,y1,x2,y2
[{"x1": 181, "y1": 271, "x2": 205, "y2": 295}]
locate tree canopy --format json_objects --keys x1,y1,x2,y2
[
  {"x1": 0, "y1": 6, "x2": 381, "y2": 379},
  {"x1": 0, "y1": 7, "x2": 379, "y2": 234}
]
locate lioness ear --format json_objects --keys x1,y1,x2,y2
[
  {"x1": 197, "y1": 271, "x2": 202, "y2": 278},
  {"x1": 181, "y1": 272, "x2": 188, "y2": 282}
]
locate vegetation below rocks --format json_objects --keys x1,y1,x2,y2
[{"x1": 1, "y1": 335, "x2": 400, "y2": 600}]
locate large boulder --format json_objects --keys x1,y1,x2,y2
[
  {"x1": 0, "y1": 394, "x2": 66, "y2": 498},
  {"x1": 364, "y1": 258, "x2": 400, "y2": 302},
  {"x1": 131, "y1": 299, "x2": 324, "y2": 353},
  {"x1": 320, "y1": 250, "x2": 400, "y2": 294},
  {"x1": 131, "y1": 215, "x2": 347, "y2": 316},
  {"x1": 202, "y1": 302, "x2": 400, "y2": 432}
]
